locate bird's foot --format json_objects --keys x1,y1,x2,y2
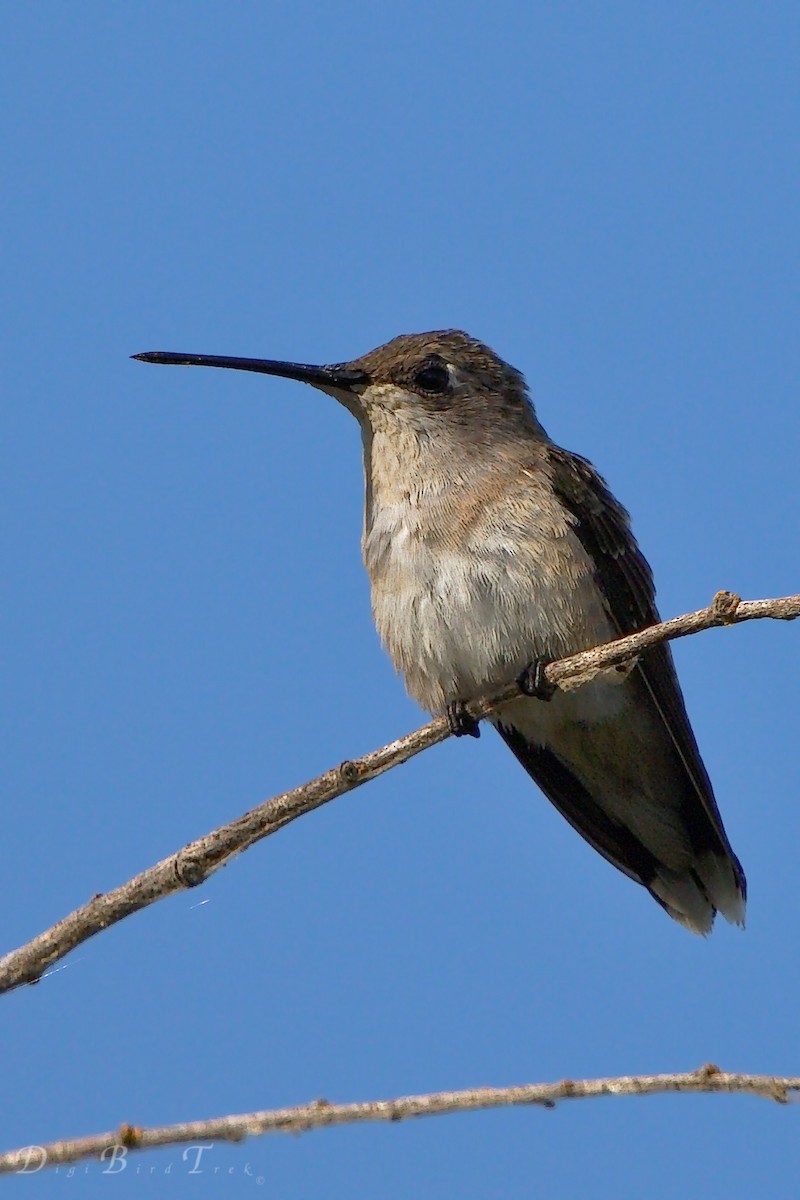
[
  {"x1": 517, "y1": 658, "x2": 556, "y2": 702},
  {"x1": 446, "y1": 701, "x2": 481, "y2": 739}
]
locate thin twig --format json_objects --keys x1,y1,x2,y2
[
  {"x1": 1, "y1": 1065, "x2": 798, "y2": 1173},
  {"x1": 1, "y1": 591, "x2": 797, "y2": 995}
]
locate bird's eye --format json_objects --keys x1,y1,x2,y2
[{"x1": 413, "y1": 359, "x2": 451, "y2": 395}]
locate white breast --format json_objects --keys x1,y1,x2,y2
[{"x1": 363, "y1": 494, "x2": 616, "y2": 714}]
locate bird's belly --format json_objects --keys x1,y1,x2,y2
[{"x1": 366, "y1": 522, "x2": 615, "y2": 714}]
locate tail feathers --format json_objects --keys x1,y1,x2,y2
[
  {"x1": 649, "y1": 854, "x2": 745, "y2": 935},
  {"x1": 496, "y1": 721, "x2": 746, "y2": 935}
]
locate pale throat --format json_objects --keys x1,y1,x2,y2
[{"x1": 361, "y1": 402, "x2": 533, "y2": 517}]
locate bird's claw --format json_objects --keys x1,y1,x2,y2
[
  {"x1": 446, "y1": 701, "x2": 481, "y2": 738},
  {"x1": 517, "y1": 658, "x2": 556, "y2": 702}
]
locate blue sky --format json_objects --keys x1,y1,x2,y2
[{"x1": 2, "y1": 3, "x2": 798, "y2": 1195}]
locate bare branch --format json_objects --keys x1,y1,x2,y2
[
  {"x1": 1, "y1": 1064, "x2": 798, "y2": 1173},
  {"x1": 1, "y1": 591, "x2": 797, "y2": 995}
]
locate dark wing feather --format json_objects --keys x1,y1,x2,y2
[
  {"x1": 498, "y1": 724, "x2": 662, "y2": 888},
  {"x1": 544, "y1": 445, "x2": 744, "y2": 879}
]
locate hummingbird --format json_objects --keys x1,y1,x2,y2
[{"x1": 134, "y1": 330, "x2": 746, "y2": 934}]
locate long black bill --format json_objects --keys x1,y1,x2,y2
[{"x1": 132, "y1": 351, "x2": 368, "y2": 391}]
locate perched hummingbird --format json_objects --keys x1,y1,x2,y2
[{"x1": 134, "y1": 330, "x2": 745, "y2": 933}]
